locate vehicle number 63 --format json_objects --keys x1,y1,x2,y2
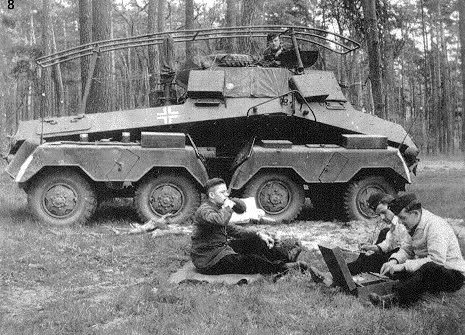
[{"x1": 8, "y1": 0, "x2": 14, "y2": 9}]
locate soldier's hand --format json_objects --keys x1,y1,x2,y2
[
  {"x1": 223, "y1": 198, "x2": 235, "y2": 209},
  {"x1": 360, "y1": 244, "x2": 378, "y2": 252},
  {"x1": 380, "y1": 259, "x2": 400, "y2": 276}
]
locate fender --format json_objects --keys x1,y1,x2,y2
[
  {"x1": 229, "y1": 144, "x2": 410, "y2": 190},
  {"x1": 8, "y1": 141, "x2": 209, "y2": 187}
]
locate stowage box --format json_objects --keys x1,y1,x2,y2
[
  {"x1": 141, "y1": 132, "x2": 185, "y2": 148},
  {"x1": 342, "y1": 134, "x2": 388, "y2": 149},
  {"x1": 260, "y1": 140, "x2": 293, "y2": 149}
]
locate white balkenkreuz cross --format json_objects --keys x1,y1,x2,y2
[{"x1": 157, "y1": 106, "x2": 179, "y2": 124}]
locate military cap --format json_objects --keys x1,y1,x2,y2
[
  {"x1": 389, "y1": 193, "x2": 421, "y2": 215},
  {"x1": 367, "y1": 192, "x2": 387, "y2": 211},
  {"x1": 204, "y1": 178, "x2": 226, "y2": 193}
]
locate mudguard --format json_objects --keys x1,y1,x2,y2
[
  {"x1": 7, "y1": 140, "x2": 209, "y2": 187},
  {"x1": 229, "y1": 144, "x2": 410, "y2": 191}
]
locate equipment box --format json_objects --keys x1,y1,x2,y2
[
  {"x1": 260, "y1": 140, "x2": 292, "y2": 149},
  {"x1": 342, "y1": 134, "x2": 387, "y2": 149},
  {"x1": 141, "y1": 132, "x2": 185, "y2": 148}
]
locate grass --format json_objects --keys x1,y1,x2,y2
[
  {"x1": 1, "y1": 159, "x2": 465, "y2": 335},
  {"x1": 407, "y1": 166, "x2": 465, "y2": 220}
]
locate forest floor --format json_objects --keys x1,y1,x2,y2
[{"x1": 0, "y1": 155, "x2": 464, "y2": 335}]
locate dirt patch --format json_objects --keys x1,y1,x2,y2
[{"x1": 139, "y1": 218, "x2": 465, "y2": 253}]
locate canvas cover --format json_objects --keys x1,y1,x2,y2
[{"x1": 223, "y1": 67, "x2": 291, "y2": 98}]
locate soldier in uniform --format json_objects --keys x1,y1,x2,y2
[
  {"x1": 190, "y1": 178, "x2": 307, "y2": 275},
  {"x1": 262, "y1": 33, "x2": 286, "y2": 66}
]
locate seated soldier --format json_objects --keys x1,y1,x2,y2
[
  {"x1": 190, "y1": 178, "x2": 307, "y2": 275},
  {"x1": 370, "y1": 193, "x2": 465, "y2": 307},
  {"x1": 309, "y1": 192, "x2": 410, "y2": 286},
  {"x1": 348, "y1": 193, "x2": 410, "y2": 274}
]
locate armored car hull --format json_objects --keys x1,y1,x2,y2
[{"x1": 5, "y1": 27, "x2": 419, "y2": 225}]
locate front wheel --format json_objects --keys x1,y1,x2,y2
[
  {"x1": 242, "y1": 173, "x2": 305, "y2": 223},
  {"x1": 343, "y1": 175, "x2": 396, "y2": 221},
  {"x1": 134, "y1": 173, "x2": 201, "y2": 225},
  {"x1": 27, "y1": 169, "x2": 97, "y2": 226}
]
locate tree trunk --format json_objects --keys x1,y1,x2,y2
[
  {"x1": 30, "y1": 11, "x2": 36, "y2": 45},
  {"x1": 419, "y1": 0, "x2": 429, "y2": 153},
  {"x1": 429, "y1": 28, "x2": 439, "y2": 154},
  {"x1": 225, "y1": 0, "x2": 236, "y2": 53},
  {"x1": 361, "y1": 0, "x2": 384, "y2": 118},
  {"x1": 79, "y1": 0, "x2": 92, "y2": 101},
  {"x1": 41, "y1": 0, "x2": 53, "y2": 120},
  {"x1": 157, "y1": 0, "x2": 165, "y2": 32},
  {"x1": 438, "y1": 4, "x2": 452, "y2": 154},
  {"x1": 382, "y1": 38, "x2": 395, "y2": 121},
  {"x1": 110, "y1": 19, "x2": 116, "y2": 111},
  {"x1": 51, "y1": 25, "x2": 65, "y2": 116},
  {"x1": 0, "y1": 84, "x2": 5, "y2": 154},
  {"x1": 239, "y1": 0, "x2": 264, "y2": 53},
  {"x1": 147, "y1": 0, "x2": 158, "y2": 107},
  {"x1": 185, "y1": 0, "x2": 194, "y2": 59},
  {"x1": 459, "y1": 0, "x2": 465, "y2": 151},
  {"x1": 88, "y1": 0, "x2": 112, "y2": 114}
]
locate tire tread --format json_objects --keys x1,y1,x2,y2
[{"x1": 27, "y1": 169, "x2": 97, "y2": 226}]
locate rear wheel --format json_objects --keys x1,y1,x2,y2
[
  {"x1": 242, "y1": 173, "x2": 305, "y2": 223},
  {"x1": 27, "y1": 169, "x2": 97, "y2": 226},
  {"x1": 134, "y1": 173, "x2": 200, "y2": 225},
  {"x1": 343, "y1": 175, "x2": 396, "y2": 221}
]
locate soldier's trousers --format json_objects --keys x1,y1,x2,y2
[
  {"x1": 347, "y1": 227, "x2": 396, "y2": 275},
  {"x1": 200, "y1": 235, "x2": 290, "y2": 275},
  {"x1": 392, "y1": 262, "x2": 464, "y2": 305}
]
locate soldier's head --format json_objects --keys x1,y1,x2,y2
[
  {"x1": 267, "y1": 33, "x2": 281, "y2": 49},
  {"x1": 205, "y1": 178, "x2": 228, "y2": 205},
  {"x1": 390, "y1": 193, "x2": 422, "y2": 230},
  {"x1": 367, "y1": 192, "x2": 395, "y2": 223}
]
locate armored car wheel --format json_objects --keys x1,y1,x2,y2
[
  {"x1": 343, "y1": 175, "x2": 396, "y2": 221},
  {"x1": 134, "y1": 173, "x2": 201, "y2": 225},
  {"x1": 243, "y1": 173, "x2": 305, "y2": 223},
  {"x1": 27, "y1": 169, "x2": 97, "y2": 226}
]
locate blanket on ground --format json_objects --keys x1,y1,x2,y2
[{"x1": 168, "y1": 261, "x2": 264, "y2": 285}]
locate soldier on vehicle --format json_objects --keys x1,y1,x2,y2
[
  {"x1": 370, "y1": 193, "x2": 465, "y2": 307},
  {"x1": 309, "y1": 192, "x2": 410, "y2": 286},
  {"x1": 190, "y1": 178, "x2": 307, "y2": 275},
  {"x1": 262, "y1": 33, "x2": 286, "y2": 66}
]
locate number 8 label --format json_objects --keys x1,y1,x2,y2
[{"x1": 8, "y1": 0, "x2": 14, "y2": 9}]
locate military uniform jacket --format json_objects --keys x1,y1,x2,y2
[
  {"x1": 190, "y1": 198, "x2": 256, "y2": 271},
  {"x1": 263, "y1": 45, "x2": 284, "y2": 62},
  {"x1": 390, "y1": 209, "x2": 465, "y2": 275}
]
